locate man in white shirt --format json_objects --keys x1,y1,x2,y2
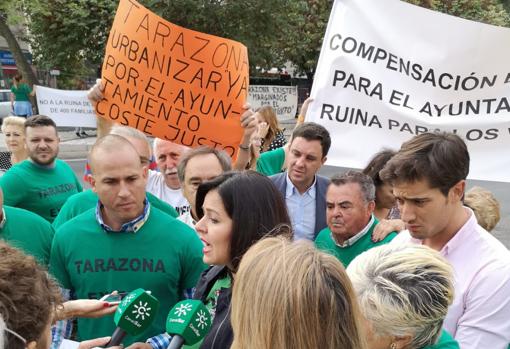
[
  {"x1": 380, "y1": 132, "x2": 510, "y2": 349},
  {"x1": 146, "y1": 138, "x2": 190, "y2": 215}
]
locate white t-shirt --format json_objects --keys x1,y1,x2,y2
[{"x1": 146, "y1": 170, "x2": 190, "y2": 215}]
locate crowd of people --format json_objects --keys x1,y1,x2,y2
[{"x1": 0, "y1": 79, "x2": 508, "y2": 349}]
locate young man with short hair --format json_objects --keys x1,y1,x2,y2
[
  {"x1": 381, "y1": 132, "x2": 510, "y2": 349},
  {"x1": 0, "y1": 115, "x2": 82, "y2": 222}
]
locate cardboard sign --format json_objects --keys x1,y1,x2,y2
[
  {"x1": 97, "y1": 0, "x2": 249, "y2": 156},
  {"x1": 248, "y1": 85, "x2": 298, "y2": 120},
  {"x1": 310, "y1": 0, "x2": 510, "y2": 182},
  {"x1": 35, "y1": 85, "x2": 96, "y2": 127}
]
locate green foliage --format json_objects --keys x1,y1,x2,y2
[
  {"x1": 142, "y1": 0, "x2": 293, "y2": 71},
  {"x1": 23, "y1": 0, "x2": 117, "y2": 86},
  {"x1": 277, "y1": 0, "x2": 333, "y2": 81},
  {"x1": 405, "y1": 0, "x2": 510, "y2": 27}
]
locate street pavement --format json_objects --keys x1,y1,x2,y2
[{"x1": 0, "y1": 123, "x2": 508, "y2": 248}]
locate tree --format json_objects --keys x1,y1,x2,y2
[
  {"x1": 22, "y1": 0, "x2": 117, "y2": 87},
  {"x1": 0, "y1": 7, "x2": 38, "y2": 87},
  {"x1": 277, "y1": 0, "x2": 333, "y2": 83},
  {"x1": 406, "y1": 0, "x2": 510, "y2": 26}
]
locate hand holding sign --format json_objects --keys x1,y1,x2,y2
[{"x1": 98, "y1": 0, "x2": 249, "y2": 157}]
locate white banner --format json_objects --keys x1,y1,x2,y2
[
  {"x1": 248, "y1": 85, "x2": 298, "y2": 120},
  {"x1": 310, "y1": 0, "x2": 510, "y2": 183},
  {"x1": 35, "y1": 86, "x2": 96, "y2": 127}
]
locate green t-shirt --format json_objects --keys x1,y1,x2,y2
[
  {"x1": 315, "y1": 218, "x2": 397, "y2": 267},
  {"x1": 49, "y1": 207, "x2": 206, "y2": 345},
  {"x1": 423, "y1": 330, "x2": 459, "y2": 349},
  {"x1": 185, "y1": 276, "x2": 231, "y2": 349},
  {"x1": 52, "y1": 189, "x2": 178, "y2": 230},
  {"x1": 11, "y1": 83, "x2": 32, "y2": 101},
  {"x1": 256, "y1": 147, "x2": 285, "y2": 176},
  {"x1": 0, "y1": 159, "x2": 83, "y2": 222},
  {"x1": 0, "y1": 205, "x2": 54, "y2": 266}
]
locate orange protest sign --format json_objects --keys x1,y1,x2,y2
[{"x1": 97, "y1": 0, "x2": 249, "y2": 156}]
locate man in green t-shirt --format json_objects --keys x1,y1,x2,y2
[
  {"x1": 0, "y1": 115, "x2": 82, "y2": 222},
  {"x1": 0, "y1": 188, "x2": 54, "y2": 266},
  {"x1": 315, "y1": 171, "x2": 397, "y2": 267},
  {"x1": 49, "y1": 135, "x2": 205, "y2": 346}
]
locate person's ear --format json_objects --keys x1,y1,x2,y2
[
  {"x1": 26, "y1": 341, "x2": 37, "y2": 349},
  {"x1": 449, "y1": 179, "x2": 466, "y2": 202},
  {"x1": 321, "y1": 156, "x2": 327, "y2": 165},
  {"x1": 142, "y1": 165, "x2": 149, "y2": 179},
  {"x1": 391, "y1": 334, "x2": 413, "y2": 349},
  {"x1": 367, "y1": 200, "x2": 376, "y2": 213},
  {"x1": 90, "y1": 175, "x2": 97, "y2": 193}
]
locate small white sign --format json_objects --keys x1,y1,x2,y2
[
  {"x1": 35, "y1": 85, "x2": 96, "y2": 127},
  {"x1": 248, "y1": 85, "x2": 298, "y2": 121}
]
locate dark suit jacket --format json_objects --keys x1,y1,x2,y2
[{"x1": 270, "y1": 172, "x2": 330, "y2": 240}]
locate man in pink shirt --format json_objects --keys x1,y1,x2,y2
[{"x1": 380, "y1": 132, "x2": 510, "y2": 349}]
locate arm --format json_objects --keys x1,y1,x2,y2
[
  {"x1": 78, "y1": 337, "x2": 122, "y2": 349},
  {"x1": 87, "y1": 78, "x2": 104, "y2": 107},
  {"x1": 233, "y1": 106, "x2": 258, "y2": 170},
  {"x1": 50, "y1": 289, "x2": 73, "y2": 349},
  {"x1": 295, "y1": 97, "x2": 313, "y2": 129},
  {"x1": 56, "y1": 299, "x2": 117, "y2": 321},
  {"x1": 372, "y1": 219, "x2": 405, "y2": 242}
]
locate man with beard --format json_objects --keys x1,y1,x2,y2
[
  {"x1": 146, "y1": 138, "x2": 191, "y2": 215},
  {"x1": 0, "y1": 115, "x2": 82, "y2": 222}
]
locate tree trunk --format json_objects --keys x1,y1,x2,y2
[{"x1": 0, "y1": 13, "x2": 39, "y2": 87}]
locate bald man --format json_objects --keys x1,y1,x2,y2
[
  {"x1": 52, "y1": 126, "x2": 178, "y2": 230},
  {"x1": 49, "y1": 135, "x2": 205, "y2": 346}
]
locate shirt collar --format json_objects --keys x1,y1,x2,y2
[
  {"x1": 95, "y1": 197, "x2": 150, "y2": 233},
  {"x1": 0, "y1": 208, "x2": 6, "y2": 229},
  {"x1": 285, "y1": 173, "x2": 317, "y2": 198},
  {"x1": 332, "y1": 215, "x2": 375, "y2": 248},
  {"x1": 440, "y1": 206, "x2": 477, "y2": 256}
]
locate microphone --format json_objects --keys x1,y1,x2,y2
[
  {"x1": 107, "y1": 288, "x2": 160, "y2": 346},
  {"x1": 166, "y1": 300, "x2": 212, "y2": 349}
]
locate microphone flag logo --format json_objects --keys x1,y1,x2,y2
[
  {"x1": 174, "y1": 303, "x2": 193, "y2": 317},
  {"x1": 133, "y1": 301, "x2": 152, "y2": 320}
]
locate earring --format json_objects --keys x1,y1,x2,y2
[{"x1": 390, "y1": 344, "x2": 397, "y2": 349}]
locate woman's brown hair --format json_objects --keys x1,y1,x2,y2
[{"x1": 0, "y1": 242, "x2": 62, "y2": 349}]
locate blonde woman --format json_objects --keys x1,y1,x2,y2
[
  {"x1": 0, "y1": 116, "x2": 28, "y2": 170},
  {"x1": 347, "y1": 244, "x2": 459, "y2": 349},
  {"x1": 231, "y1": 236, "x2": 367, "y2": 349},
  {"x1": 254, "y1": 106, "x2": 286, "y2": 152}
]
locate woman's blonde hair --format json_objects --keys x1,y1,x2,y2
[
  {"x1": 257, "y1": 106, "x2": 282, "y2": 152},
  {"x1": 231, "y1": 236, "x2": 366, "y2": 349},
  {"x1": 464, "y1": 186, "x2": 500, "y2": 232},
  {"x1": 347, "y1": 244, "x2": 454, "y2": 348},
  {"x1": 1, "y1": 116, "x2": 26, "y2": 133}
]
